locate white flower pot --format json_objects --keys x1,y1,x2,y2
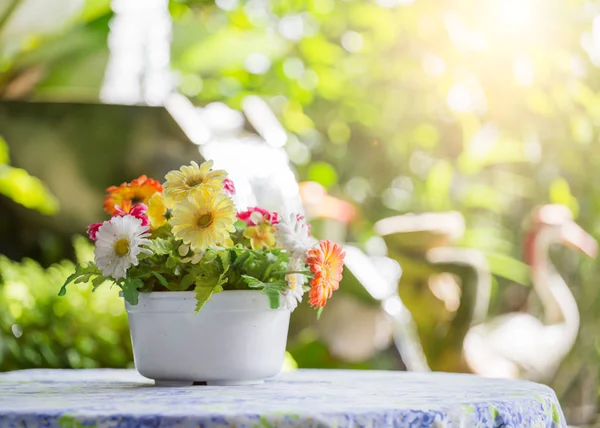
[{"x1": 124, "y1": 290, "x2": 290, "y2": 386}]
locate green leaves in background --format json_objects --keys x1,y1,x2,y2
[
  {"x1": 549, "y1": 177, "x2": 579, "y2": 218},
  {"x1": 176, "y1": 29, "x2": 291, "y2": 74},
  {"x1": 485, "y1": 253, "x2": 531, "y2": 287},
  {"x1": 0, "y1": 136, "x2": 59, "y2": 215},
  {"x1": 307, "y1": 162, "x2": 338, "y2": 190},
  {"x1": 0, "y1": 237, "x2": 131, "y2": 371}
]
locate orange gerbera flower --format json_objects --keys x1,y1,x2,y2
[
  {"x1": 104, "y1": 175, "x2": 163, "y2": 215},
  {"x1": 306, "y1": 240, "x2": 345, "y2": 308}
]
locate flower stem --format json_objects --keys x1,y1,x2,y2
[{"x1": 273, "y1": 270, "x2": 311, "y2": 276}]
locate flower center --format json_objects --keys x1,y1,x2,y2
[
  {"x1": 196, "y1": 213, "x2": 213, "y2": 228},
  {"x1": 186, "y1": 177, "x2": 203, "y2": 188},
  {"x1": 114, "y1": 238, "x2": 130, "y2": 257},
  {"x1": 130, "y1": 195, "x2": 144, "y2": 205}
]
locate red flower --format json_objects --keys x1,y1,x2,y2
[
  {"x1": 114, "y1": 203, "x2": 150, "y2": 227},
  {"x1": 237, "y1": 207, "x2": 279, "y2": 226},
  {"x1": 87, "y1": 222, "x2": 103, "y2": 241}
]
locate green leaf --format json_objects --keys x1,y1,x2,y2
[
  {"x1": 242, "y1": 275, "x2": 266, "y2": 289},
  {"x1": 229, "y1": 250, "x2": 238, "y2": 267},
  {"x1": 262, "y1": 288, "x2": 280, "y2": 309},
  {"x1": 58, "y1": 269, "x2": 82, "y2": 296},
  {"x1": 262, "y1": 263, "x2": 277, "y2": 282},
  {"x1": 263, "y1": 280, "x2": 288, "y2": 293},
  {"x1": 91, "y1": 276, "x2": 105, "y2": 291},
  {"x1": 150, "y1": 271, "x2": 168, "y2": 287},
  {"x1": 486, "y1": 253, "x2": 531, "y2": 286},
  {"x1": 234, "y1": 219, "x2": 247, "y2": 229},
  {"x1": 202, "y1": 249, "x2": 219, "y2": 263},
  {"x1": 232, "y1": 251, "x2": 251, "y2": 268},
  {"x1": 166, "y1": 255, "x2": 178, "y2": 269},
  {"x1": 122, "y1": 277, "x2": 144, "y2": 305},
  {"x1": 0, "y1": 165, "x2": 60, "y2": 215},
  {"x1": 137, "y1": 251, "x2": 153, "y2": 261},
  {"x1": 170, "y1": 273, "x2": 196, "y2": 291},
  {"x1": 316, "y1": 307, "x2": 324, "y2": 320},
  {"x1": 0, "y1": 136, "x2": 9, "y2": 164},
  {"x1": 193, "y1": 264, "x2": 229, "y2": 312},
  {"x1": 215, "y1": 272, "x2": 228, "y2": 289},
  {"x1": 178, "y1": 29, "x2": 291, "y2": 74},
  {"x1": 149, "y1": 237, "x2": 173, "y2": 255},
  {"x1": 58, "y1": 263, "x2": 103, "y2": 296},
  {"x1": 74, "y1": 273, "x2": 91, "y2": 284},
  {"x1": 195, "y1": 271, "x2": 221, "y2": 287},
  {"x1": 194, "y1": 285, "x2": 214, "y2": 312},
  {"x1": 219, "y1": 251, "x2": 231, "y2": 272}
]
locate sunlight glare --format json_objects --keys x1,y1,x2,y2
[{"x1": 498, "y1": 0, "x2": 533, "y2": 31}]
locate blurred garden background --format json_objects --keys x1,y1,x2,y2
[{"x1": 2, "y1": 0, "x2": 600, "y2": 425}]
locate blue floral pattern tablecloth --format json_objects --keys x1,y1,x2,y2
[{"x1": 0, "y1": 369, "x2": 565, "y2": 428}]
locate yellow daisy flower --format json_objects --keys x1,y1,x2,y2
[
  {"x1": 163, "y1": 160, "x2": 227, "y2": 202},
  {"x1": 147, "y1": 193, "x2": 173, "y2": 229},
  {"x1": 171, "y1": 190, "x2": 237, "y2": 250},
  {"x1": 243, "y1": 223, "x2": 277, "y2": 250}
]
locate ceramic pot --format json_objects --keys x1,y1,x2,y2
[{"x1": 124, "y1": 290, "x2": 290, "y2": 386}]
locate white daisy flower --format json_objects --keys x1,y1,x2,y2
[
  {"x1": 94, "y1": 215, "x2": 152, "y2": 280},
  {"x1": 274, "y1": 213, "x2": 315, "y2": 260},
  {"x1": 279, "y1": 257, "x2": 306, "y2": 312}
]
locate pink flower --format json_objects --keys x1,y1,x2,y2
[
  {"x1": 223, "y1": 178, "x2": 236, "y2": 195},
  {"x1": 114, "y1": 203, "x2": 149, "y2": 227},
  {"x1": 87, "y1": 222, "x2": 103, "y2": 241},
  {"x1": 270, "y1": 211, "x2": 280, "y2": 225},
  {"x1": 237, "y1": 207, "x2": 279, "y2": 226}
]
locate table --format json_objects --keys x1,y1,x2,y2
[{"x1": 0, "y1": 369, "x2": 565, "y2": 427}]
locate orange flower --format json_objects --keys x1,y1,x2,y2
[
  {"x1": 104, "y1": 175, "x2": 163, "y2": 215},
  {"x1": 306, "y1": 240, "x2": 345, "y2": 308}
]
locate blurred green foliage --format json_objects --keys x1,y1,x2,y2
[
  {"x1": 0, "y1": 136, "x2": 59, "y2": 214},
  {"x1": 2, "y1": 0, "x2": 600, "y2": 423},
  {"x1": 0, "y1": 237, "x2": 131, "y2": 370}
]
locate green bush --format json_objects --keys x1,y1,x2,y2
[{"x1": 0, "y1": 236, "x2": 132, "y2": 371}]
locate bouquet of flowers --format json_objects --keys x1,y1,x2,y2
[{"x1": 59, "y1": 160, "x2": 345, "y2": 314}]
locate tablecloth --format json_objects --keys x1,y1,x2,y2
[{"x1": 0, "y1": 369, "x2": 565, "y2": 427}]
